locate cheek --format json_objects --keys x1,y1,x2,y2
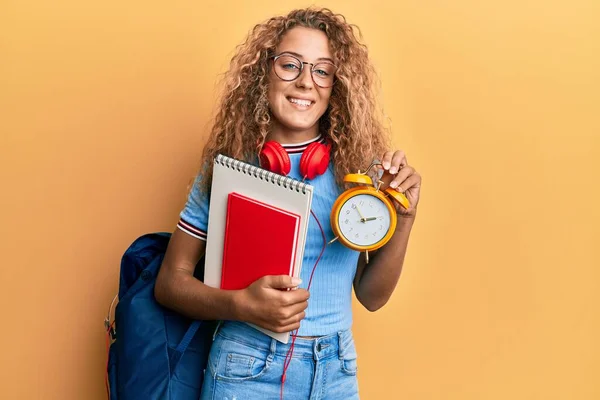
[
  {"x1": 267, "y1": 73, "x2": 287, "y2": 101},
  {"x1": 317, "y1": 90, "x2": 333, "y2": 111}
]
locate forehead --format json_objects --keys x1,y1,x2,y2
[{"x1": 276, "y1": 26, "x2": 333, "y2": 62}]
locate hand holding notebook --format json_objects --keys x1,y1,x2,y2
[{"x1": 233, "y1": 274, "x2": 309, "y2": 334}]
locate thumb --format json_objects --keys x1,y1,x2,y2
[{"x1": 262, "y1": 275, "x2": 302, "y2": 289}]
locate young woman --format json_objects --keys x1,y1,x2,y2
[{"x1": 155, "y1": 7, "x2": 421, "y2": 400}]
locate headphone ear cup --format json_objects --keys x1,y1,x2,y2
[
  {"x1": 300, "y1": 142, "x2": 330, "y2": 180},
  {"x1": 260, "y1": 141, "x2": 291, "y2": 176}
]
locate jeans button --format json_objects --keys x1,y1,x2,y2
[{"x1": 316, "y1": 343, "x2": 322, "y2": 352}]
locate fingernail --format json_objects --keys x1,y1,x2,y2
[
  {"x1": 292, "y1": 277, "x2": 302, "y2": 286},
  {"x1": 389, "y1": 167, "x2": 397, "y2": 174},
  {"x1": 389, "y1": 181, "x2": 398, "y2": 188},
  {"x1": 383, "y1": 162, "x2": 390, "y2": 169}
]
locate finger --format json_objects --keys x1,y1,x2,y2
[
  {"x1": 389, "y1": 166, "x2": 414, "y2": 189},
  {"x1": 380, "y1": 151, "x2": 394, "y2": 170},
  {"x1": 388, "y1": 151, "x2": 407, "y2": 175},
  {"x1": 284, "y1": 300, "x2": 309, "y2": 317},
  {"x1": 271, "y1": 321, "x2": 302, "y2": 333},
  {"x1": 263, "y1": 275, "x2": 302, "y2": 289},
  {"x1": 395, "y1": 172, "x2": 421, "y2": 193},
  {"x1": 280, "y1": 288, "x2": 310, "y2": 306},
  {"x1": 278, "y1": 310, "x2": 306, "y2": 328},
  {"x1": 274, "y1": 300, "x2": 307, "y2": 320}
]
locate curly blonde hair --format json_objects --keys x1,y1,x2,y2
[{"x1": 198, "y1": 7, "x2": 391, "y2": 192}]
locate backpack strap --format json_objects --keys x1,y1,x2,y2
[{"x1": 168, "y1": 320, "x2": 203, "y2": 376}]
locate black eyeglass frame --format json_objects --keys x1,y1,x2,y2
[{"x1": 270, "y1": 53, "x2": 338, "y2": 88}]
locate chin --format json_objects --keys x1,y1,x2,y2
[
  {"x1": 281, "y1": 118, "x2": 319, "y2": 132},
  {"x1": 279, "y1": 107, "x2": 326, "y2": 132}
]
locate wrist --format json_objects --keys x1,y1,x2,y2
[
  {"x1": 395, "y1": 212, "x2": 416, "y2": 230},
  {"x1": 230, "y1": 289, "x2": 249, "y2": 322},
  {"x1": 398, "y1": 210, "x2": 416, "y2": 221}
]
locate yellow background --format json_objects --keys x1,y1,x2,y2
[{"x1": 1, "y1": 1, "x2": 598, "y2": 399}]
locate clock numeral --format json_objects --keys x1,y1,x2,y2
[
  {"x1": 351, "y1": 203, "x2": 356, "y2": 209},
  {"x1": 344, "y1": 219, "x2": 349, "y2": 224},
  {"x1": 378, "y1": 216, "x2": 383, "y2": 220},
  {"x1": 379, "y1": 225, "x2": 383, "y2": 230},
  {"x1": 359, "y1": 201, "x2": 364, "y2": 206},
  {"x1": 373, "y1": 232, "x2": 377, "y2": 236},
  {"x1": 349, "y1": 227, "x2": 353, "y2": 232},
  {"x1": 369, "y1": 201, "x2": 374, "y2": 207},
  {"x1": 355, "y1": 233, "x2": 359, "y2": 238},
  {"x1": 346, "y1": 210, "x2": 350, "y2": 215}
]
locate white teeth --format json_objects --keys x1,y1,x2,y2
[{"x1": 289, "y1": 98, "x2": 312, "y2": 107}]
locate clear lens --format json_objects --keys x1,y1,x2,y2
[
  {"x1": 273, "y1": 55, "x2": 336, "y2": 88},
  {"x1": 311, "y1": 62, "x2": 336, "y2": 87},
  {"x1": 274, "y1": 55, "x2": 302, "y2": 81}
]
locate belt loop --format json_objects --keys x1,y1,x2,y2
[
  {"x1": 267, "y1": 338, "x2": 277, "y2": 362},
  {"x1": 337, "y1": 331, "x2": 344, "y2": 358}
]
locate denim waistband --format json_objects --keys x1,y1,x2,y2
[{"x1": 214, "y1": 321, "x2": 356, "y2": 361}]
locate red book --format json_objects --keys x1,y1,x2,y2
[{"x1": 220, "y1": 192, "x2": 301, "y2": 290}]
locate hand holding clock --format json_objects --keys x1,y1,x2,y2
[
  {"x1": 330, "y1": 149, "x2": 421, "y2": 254},
  {"x1": 377, "y1": 150, "x2": 421, "y2": 217}
]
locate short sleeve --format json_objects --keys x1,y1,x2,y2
[{"x1": 177, "y1": 174, "x2": 210, "y2": 241}]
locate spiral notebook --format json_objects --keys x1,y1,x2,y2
[{"x1": 204, "y1": 154, "x2": 314, "y2": 343}]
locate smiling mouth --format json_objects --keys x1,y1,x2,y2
[{"x1": 287, "y1": 97, "x2": 314, "y2": 108}]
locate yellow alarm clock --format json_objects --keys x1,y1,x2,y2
[{"x1": 330, "y1": 160, "x2": 410, "y2": 263}]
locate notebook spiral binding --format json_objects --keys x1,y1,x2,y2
[{"x1": 215, "y1": 154, "x2": 308, "y2": 194}]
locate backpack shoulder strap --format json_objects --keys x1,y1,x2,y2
[{"x1": 168, "y1": 320, "x2": 203, "y2": 375}]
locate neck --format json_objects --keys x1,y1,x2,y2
[{"x1": 267, "y1": 120, "x2": 320, "y2": 144}]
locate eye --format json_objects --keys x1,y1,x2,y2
[
  {"x1": 313, "y1": 63, "x2": 335, "y2": 77},
  {"x1": 282, "y1": 63, "x2": 299, "y2": 70}
]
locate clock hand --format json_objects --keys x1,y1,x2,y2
[
  {"x1": 354, "y1": 205, "x2": 366, "y2": 222},
  {"x1": 364, "y1": 216, "x2": 378, "y2": 222}
]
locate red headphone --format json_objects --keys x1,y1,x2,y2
[{"x1": 259, "y1": 139, "x2": 331, "y2": 180}]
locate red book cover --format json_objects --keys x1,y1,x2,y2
[{"x1": 220, "y1": 192, "x2": 301, "y2": 290}]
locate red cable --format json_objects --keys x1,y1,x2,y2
[{"x1": 280, "y1": 209, "x2": 327, "y2": 400}]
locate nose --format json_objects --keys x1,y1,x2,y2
[{"x1": 296, "y1": 63, "x2": 314, "y2": 89}]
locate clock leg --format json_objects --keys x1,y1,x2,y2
[
  {"x1": 328, "y1": 236, "x2": 339, "y2": 245},
  {"x1": 365, "y1": 250, "x2": 369, "y2": 264}
]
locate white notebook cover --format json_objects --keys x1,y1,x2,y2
[{"x1": 203, "y1": 154, "x2": 314, "y2": 343}]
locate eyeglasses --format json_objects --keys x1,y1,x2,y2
[{"x1": 271, "y1": 54, "x2": 337, "y2": 88}]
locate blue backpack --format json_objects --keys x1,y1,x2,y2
[{"x1": 106, "y1": 232, "x2": 217, "y2": 399}]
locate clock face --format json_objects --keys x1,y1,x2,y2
[{"x1": 337, "y1": 193, "x2": 392, "y2": 247}]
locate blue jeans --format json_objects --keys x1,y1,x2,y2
[{"x1": 200, "y1": 321, "x2": 360, "y2": 400}]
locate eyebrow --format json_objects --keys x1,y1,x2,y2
[{"x1": 278, "y1": 51, "x2": 335, "y2": 64}]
